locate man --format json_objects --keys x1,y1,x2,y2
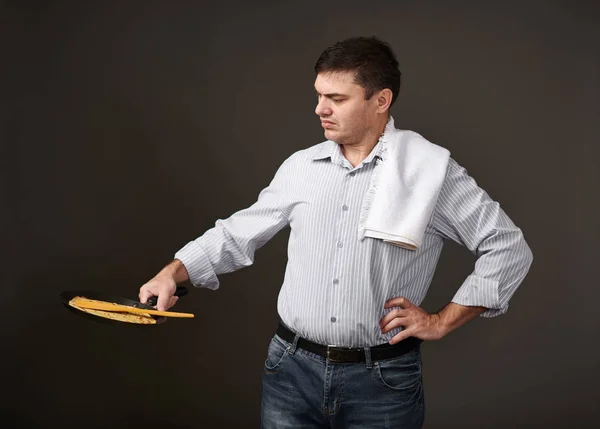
[{"x1": 139, "y1": 36, "x2": 533, "y2": 428}]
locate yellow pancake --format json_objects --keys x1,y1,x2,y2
[{"x1": 69, "y1": 296, "x2": 157, "y2": 324}]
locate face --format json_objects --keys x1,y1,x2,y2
[{"x1": 314, "y1": 71, "x2": 380, "y2": 146}]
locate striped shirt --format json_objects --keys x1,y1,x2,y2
[{"x1": 175, "y1": 136, "x2": 533, "y2": 347}]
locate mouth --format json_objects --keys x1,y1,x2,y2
[{"x1": 321, "y1": 120, "x2": 335, "y2": 128}]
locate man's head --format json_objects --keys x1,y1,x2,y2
[{"x1": 314, "y1": 36, "x2": 401, "y2": 145}]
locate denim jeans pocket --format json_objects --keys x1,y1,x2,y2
[
  {"x1": 264, "y1": 334, "x2": 291, "y2": 374},
  {"x1": 374, "y1": 349, "x2": 422, "y2": 392}
]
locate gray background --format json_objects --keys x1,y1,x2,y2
[{"x1": 2, "y1": 1, "x2": 599, "y2": 428}]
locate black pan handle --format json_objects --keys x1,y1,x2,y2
[{"x1": 146, "y1": 286, "x2": 189, "y2": 307}]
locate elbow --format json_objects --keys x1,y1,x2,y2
[
  {"x1": 495, "y1": 226, "x2": 534, "y2": 274},
  {"x1": 518, "y1": 229, "x2": 534, "y2": 272},
  {"x1": 525, "y1": 241, "x2": 534, "y2": 270}
]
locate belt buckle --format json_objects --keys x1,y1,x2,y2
[
  {"x1": 326, "y1": 345, "x2": 359, "y2": 363},
  {"x1": 326, "y1": 345, "x2": 343, "y2": 362}
]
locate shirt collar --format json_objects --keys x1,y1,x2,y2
[{"x1": 312, "y1": 140, "x2": 337, "y2": 161}]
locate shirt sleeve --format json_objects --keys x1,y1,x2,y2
[
  {"x1": 173, "y1": 155, "x2": 294, "y2": 289},
  {"x1": 430, "y1": 158, "x2": 533, "y2": 317}
]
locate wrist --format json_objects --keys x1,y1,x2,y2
[
  {"x1": 430, "y1": 312, "x2": 449, "y2": 338},
  {"x1": 166, "y1": 259, "x2": 189, "y2": 283}
]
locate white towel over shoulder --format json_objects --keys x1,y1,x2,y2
[{"x1": 358, "y1": 118, "x2": 450, "y2": 250}]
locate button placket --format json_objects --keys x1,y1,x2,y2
[{"x1": 329, "y1": 169, "x2": 350, "y2": 331}]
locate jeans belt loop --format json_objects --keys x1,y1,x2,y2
[
  {"x1": 364, "y1": 346, "x2": 373, "y2": 370},
  {"x1": 289, "y1": 333, "x2": 300, "y2": 355}
]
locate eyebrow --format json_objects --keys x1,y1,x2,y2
[{"x1": 314, "y1": 89, "x2": 347, "y2": 98}]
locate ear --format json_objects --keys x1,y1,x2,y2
[{"x1": 375, "y1": 88, "x2": 393, "y2": 113}]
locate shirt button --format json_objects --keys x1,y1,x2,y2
[
  {"x1": 330, "y1": 317, "x2": 337, "y2": 323},
  {"x1": 349, "y1": 172, "x2": 356, "y2": 177},
  {"x1": 342, "y1": 205, "x2": 349, "y2": 211},
  {"x1": 333, "y1": 278, "x2": 339, "y2": 285},
  {"x1": 337, "y1": 242, "x2": 343, "y2": 248}
]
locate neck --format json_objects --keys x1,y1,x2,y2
[{"x1": 341, "y1": 115, "x2": 389, "y2": 167}]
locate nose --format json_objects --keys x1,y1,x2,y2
[{"x1": 315, "y1": 98, "x2": 332, "y2": 117}]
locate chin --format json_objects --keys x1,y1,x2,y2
[{"x1": 324, "y1": 129, "x2": 340, "y2": 141}]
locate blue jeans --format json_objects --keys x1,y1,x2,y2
[{"x1": 261, "y1": 333, "x2": 425, "y2": 428}]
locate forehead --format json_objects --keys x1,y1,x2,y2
[{"x1": 314, "y1": 71, "x2": 362, "y2": 94}]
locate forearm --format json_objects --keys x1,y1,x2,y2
[
  {"x1": 450, "y1": 226, "x2": 533, "y2": 317},
  {"x1": 174, "y1": 215, "x2": 285, "y2": 289},
  {"x1": 433, "y1": 302, "x2": 487, "y2": 337}
]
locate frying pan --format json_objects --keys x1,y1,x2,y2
[{"x1": 60, "y1": 286, "x2": 189, "y2": 326}]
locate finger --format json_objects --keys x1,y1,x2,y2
[
  {"x1": 156, "y1": 290, "x2": 173, "y2": 312},
  {"x1": 139, "y1": 285, "x2": 155, "y2": 304},
  {"x1": 384, "y1": 296, "x2": 412, "y2": 309},
  {"x1": 379, "y1": 308, "x2": 408, "y2": 328},
  {"x1": 381, "y1": 317, "x2": 409, "y2": 334},
  {"x1": 389, "y1": 328, "x2": 413, "y2": 345},
  {"x1": 167, "y1": 295, "x2": 179, "y2": 310}
]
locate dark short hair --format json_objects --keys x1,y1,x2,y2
[{"x1": 314, "y1": 36, "x2": 401, "y2": 107}]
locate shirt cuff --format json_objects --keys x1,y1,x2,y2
[
  {"x1": 451, "y1": 274, "x2": 507, "y2": 318},
  {"x1": 174, "y1": 241, "x2": 220, "y2": 290}
]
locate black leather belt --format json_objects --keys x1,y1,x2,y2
[{"x1": 276, "y1": 321, "x2": 422, "y2": 363}]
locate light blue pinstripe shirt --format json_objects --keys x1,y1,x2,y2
[{"x1": 175, "y1": 136, "x2": 533, "y2": 347}]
